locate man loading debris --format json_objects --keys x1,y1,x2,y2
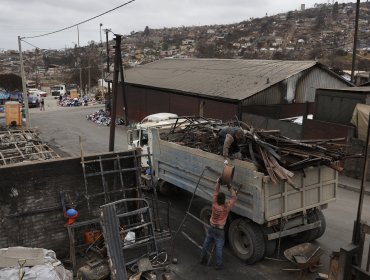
[
  {"x1": 200, "y1": 178, "x2": 237, "y2": 269},
  {"x1": 218, "y1": 127, "x2": 244, "y2": 159}
]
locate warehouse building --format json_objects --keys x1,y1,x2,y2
[{"x1": 116, "y1": 59, "x2": 352, "y2": 122}]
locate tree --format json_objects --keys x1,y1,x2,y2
[
  {"x1": 195, "y1": 40, "x2": 216, "y2": 58},
  {"x1": 144, "y1": 26, "x2": 150, "y2": 36},
  {"x1": 0, "y1": 74, "x2": 22, "y2": 91},
  {"x1": 332, "y1": 2, "x2": 339, "y2": 18}
]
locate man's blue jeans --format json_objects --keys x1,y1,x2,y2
[{"x1": 200, "y1": 227, "x2": 225, "y2": 266}]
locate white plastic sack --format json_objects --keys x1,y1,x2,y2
[{"x1": 0, "y1": 247, "x2": 72, "y2": 280}]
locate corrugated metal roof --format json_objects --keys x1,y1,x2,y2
[{"x1": 125, "y1": 59, "x2": 318, "y2": 101}]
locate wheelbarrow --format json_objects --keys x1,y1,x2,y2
[{"x1": 282, "y1": 243, "x2": 324, "y2": 279}]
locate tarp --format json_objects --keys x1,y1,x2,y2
[
  {"x1": 0, "y1": 91, "x2": 10, "y2": 100},
  {"x1": 351, "y1": 103, "x2": 370, "y2": 141}
]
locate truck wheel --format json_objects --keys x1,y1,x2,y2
[
  {"x1": 312, "y1": 209, "x2": 326, "y2": 239},
  {"x1": 200, "y1": 205, "x2": 212, "y2": 234},
  {"x1": 291, "y1": 210, "x2": 318, "y2": 243},
  {"x1": 228, "y1": 219, "x2": 265, "y2": 264},
  {"x1": 157, "y1": 180, "x2": 176, "y2": 196}
]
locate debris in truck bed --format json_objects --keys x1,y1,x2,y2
[
  {"x1": 160, "y1": 119, "x2": 347, "y2": 186},
  {"x1": 0, "y1": 129, "x2": 59, "y2": 166}
]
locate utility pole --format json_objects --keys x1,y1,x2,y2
[
  {"x1": 109, "y1": 35, "x2": 121, "y2": 152},
  {"x1": 18, "y1": 36, "x2": 30, "y2": 128},
  {"x1": 351, "y1": 0, "x2": 361, "y2": 84},
  {"x1": 105, "y1": 29, "x2": 111, "y2": 112},
  {"x1": 100, "y1": 23, "x2": 104, "y2": 98}
]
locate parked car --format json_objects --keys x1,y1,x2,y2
[
  {"x1": 27, "y1": 95, "x2": 39, "y2": 108},
  {"x1": 28, "y1": 88, "x2": 47, "y2": 97}
]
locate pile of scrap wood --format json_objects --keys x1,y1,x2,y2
[
  {"x1": 161, "y1": 119, "x2": 347, "y2": 187},
  {"x1": 0, "y1": 128, "x2": 59, "y2": 166}
]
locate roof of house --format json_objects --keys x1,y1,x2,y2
[{"x1": 124, "y1": 58, "x2": 346, "y2": 101}]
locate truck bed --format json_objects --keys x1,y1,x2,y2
[{"x1": 151, "y1": 129, "x2": 337, "y2": 225}]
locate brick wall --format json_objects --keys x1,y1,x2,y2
[{"x1": 0, "y1": 151, "x2": 138, "y2": 257}]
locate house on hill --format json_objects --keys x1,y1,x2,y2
[{"x1": 115, "y1": 58, "x2": 352, "y2": 122}]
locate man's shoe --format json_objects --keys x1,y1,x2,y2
[
  {"x1": 199, "y1": 257, "x2": 207, "y2": 265},
  {"x1": 215, "y1": 264, "x2": 223, "y2": 270}
]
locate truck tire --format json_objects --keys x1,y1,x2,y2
[
  {"x1": 200, "y1": 205, "x2": 212, "y2": 234},
  {"x1": 228, "y1": 219, "x2": 265, "y2": 264},
  {"x1": 157, "y1": 180, "x2": 176, "y2": 196},
  {"x1": 291, "y1": 209, "x2": 319, "y2": 243}
]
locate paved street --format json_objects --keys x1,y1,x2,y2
[{"x1": 23, "y1": 104, "x2": 370, "y2": 279}]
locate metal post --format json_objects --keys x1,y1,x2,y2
[
  {"x1": 18, "y1": 36, "x2": 30, "y2": 128},
  {"x1": 109, "y1": 35, "x2": 121, "y2": 152},
  {"x1": 353, "y1": 114, "x2": 370, "y2": 245},
  {"x1": 351, "y1": 0, "x2": 361, "y2": 84}
]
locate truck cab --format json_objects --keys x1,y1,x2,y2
[
  {"x1": 128, "y1": 113, "x2": 180, "y2": 164},
  {"x1": 51, "y1": 85, "x2": 66, "y2": 97}
]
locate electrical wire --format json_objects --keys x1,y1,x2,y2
[
  {"x1": 22, "y1": 0, "x2": 135, "y2": 39},
  {"x1": 21, "y1": 39, "x2": 41, "y2": 50}
]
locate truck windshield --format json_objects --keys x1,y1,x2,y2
[
  {"x1": 51, "y1": 87, "x2": 61, "y2": 90},
  {"x1": 140, "y1": 131, "x2": 148, "y2": 146}
]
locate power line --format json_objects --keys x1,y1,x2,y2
[
  {"x1": 21, "y1": 40, "x2": 41, "y2": 50},
  {"x1": 22, "y1": 0, "x2": 135, "y2": 39}
]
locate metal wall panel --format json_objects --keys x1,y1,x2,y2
[
  {"x1": 295, "y1": 68, "x2": 350, "y2": 103},
  {"x1": 123, "y1": 84, "x2": 238, "y2": 122},
  {"x1": 242, "y1": 83, "x2": 284, "y2": 106},
  {"x1": 315, "y1": 89, "x2": 370, "y2": 125},
  {"x1": 242, "y1": 66, "x2": 350, "y2": 107},
  {"x1": 170, "y1": 94, "x2": 199, "y2": 116}
]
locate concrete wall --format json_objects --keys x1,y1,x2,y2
[{"x1": 0, "y1": 151, "x2": 137, "y2": 256}]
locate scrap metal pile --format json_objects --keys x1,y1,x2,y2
[
  {"x1": 162, "y1": 119, "x2": 347, "y2": 187},
  {"x1": 0, "y1": 128, "x2": 59, "y2": 166}
]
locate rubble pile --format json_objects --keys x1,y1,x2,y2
[
  {"x1": 0, "y1": 129, "x2": 59, "y2": 166},
  {"x1": 86, "y1": 109, "x2": 125, "y2": 126},
  {"x1": 162, "y1": 120, "x2": 347, "y2": 186}
]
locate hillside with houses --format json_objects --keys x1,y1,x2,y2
[{"x1": 1, "y1": 1, "x2": 370, "y2": 91}]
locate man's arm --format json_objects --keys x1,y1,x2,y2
[
  {"x1": 227, "y1": 188, "x2": 237, "y2": 210},
  {"x1": 223, "y1": 134, "x2": 234, "y2": 157},
  {"x1": 212, "y1": 179, "x2": 221, "y2": 204}
]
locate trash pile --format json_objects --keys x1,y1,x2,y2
[
  {"x1": 162, "y1": 119, "x2": 347, "y2": 186},
  {"x1": 59, "y1": 98, "x2": 82, "y2": 107},
  {"x1": 0, "y1": 129, "x2": 60, "y2": 166},
  {"x1": 86, "y1": 109, "x2": 125, "y2": 126}
]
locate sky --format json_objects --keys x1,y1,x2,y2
[{"x1": 0, "y1": 0, "x2": 357, "y2": 51}]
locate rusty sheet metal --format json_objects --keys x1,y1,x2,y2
[
  {"x1": 122, "y1": 84, "x2": 238, "y2": 122},
  {"x1": 302, "y1": 119, "x2": 355, "y2": 140}
]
